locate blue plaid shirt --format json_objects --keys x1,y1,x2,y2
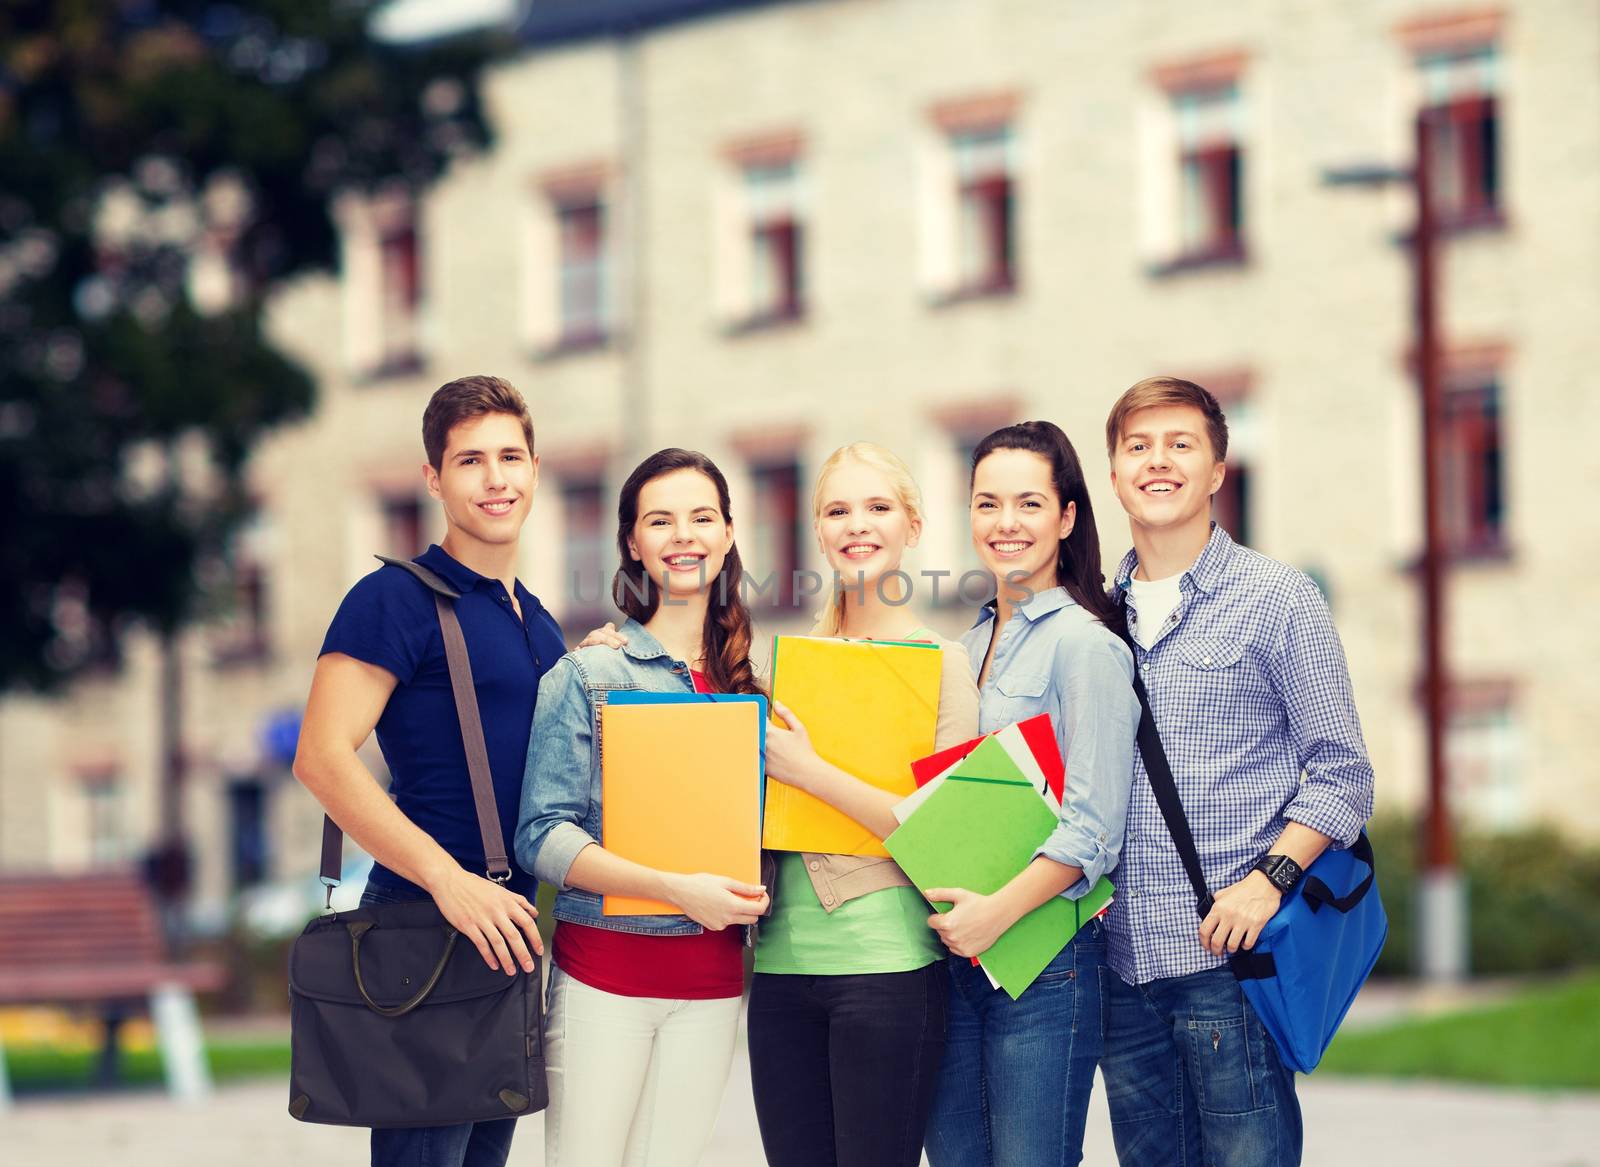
[{"x1": 1106, "y1": 525, "x2": 1375, "y2": 986}]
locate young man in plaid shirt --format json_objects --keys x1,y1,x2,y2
[{"x1": 1099, "y1": 377, "x2": 1375, "y2": 1167}]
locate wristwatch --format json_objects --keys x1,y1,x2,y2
[{"x1": 1252, "y1": 853, "x2": 1304, "y2": 894}]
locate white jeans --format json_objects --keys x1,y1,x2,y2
[{"x1": 543, "y1": 965, "x2": 742, "y2": 1167}]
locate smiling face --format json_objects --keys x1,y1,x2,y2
[
  {"x1": 423, "y1": 411, "x2": 538, "y2": 552},
  {"x1": 1110, "y1": 404, "x2": 1226, "y2": 539},
  {"x1": 814, "y1": 457, "x2": 921, "y2": 589},
  {"x1": 626, "y1": 467, "x2": 734, "y2": 599},
  {"x1": 971, "y1": 447, "x2": 1075, "y2": 597}
]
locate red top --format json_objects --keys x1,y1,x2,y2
[{"x1": 551, "y1": 667, "x2": 745, "y2": 999}]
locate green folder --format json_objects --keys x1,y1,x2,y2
[
  {"x1": 884, "y1": 773, "x2": 1114, "y2": 1000},
  {"x1": 949, "y1": 734, "x2": 1031, "y2": 786}
]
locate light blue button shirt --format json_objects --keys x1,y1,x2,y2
[{"x1": 960, "y1": 587, "x2": 1140, "y2": 899}]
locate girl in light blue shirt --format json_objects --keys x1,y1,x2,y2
[{"x1": 923, "y1": 421, "x2": 1139, "y2": 1167}]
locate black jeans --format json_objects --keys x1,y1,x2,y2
[{"x1": 748, "y1": 964, "x2": 948, "y2": 1167}]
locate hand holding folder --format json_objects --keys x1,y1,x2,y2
[
  {"x1": 763, "y1": 636, "x2": 943, "y2": 857},
  {"x1": 600, "y1": 696, "x2": 764, "y2": 916},
  {"x1": 886, "y1": 725, "x2": 1113, "y2": 999}
]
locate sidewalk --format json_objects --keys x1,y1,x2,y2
[{"x1": 6, "y1": 1019, "x2": 1599, "y2": 1166}]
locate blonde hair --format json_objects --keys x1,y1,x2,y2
[{"x1": 811, "y1": 442, "x2": 925, "y2": 636}]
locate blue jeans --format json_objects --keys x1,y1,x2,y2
[
  {"x1": 925, "y1": 920, "x2": 1106, "y2": 1167},
  {"x1": 1102, "y1": 965, "x2": 1302, "y2": 1167},
  {"x1": 361, "y1": 884, "x2": 520, "y2": 1167}
]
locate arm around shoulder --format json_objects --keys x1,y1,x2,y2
[{"x1": 515, "y1": 656, "x2": 602, "y2": 888}]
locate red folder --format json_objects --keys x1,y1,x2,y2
[{"x1": 909, "y1": 713, "x2": 1064, "y2": 805}]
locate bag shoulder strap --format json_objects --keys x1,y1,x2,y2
[
  {"x1": 375, "y1": 554, "x2": 461, "y2": 600},
  {"x1": 319, "y1": 554, "x2": 511, "y2": 898},
  {"x1": 1117, "y1": 606, "x2": 1214, "y2": 919}
]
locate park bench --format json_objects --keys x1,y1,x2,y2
[{"x1": 0, "y1": 870, "x2": 226, "y2": 1108}]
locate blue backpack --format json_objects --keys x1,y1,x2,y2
[{"x1": 1127, "y1": 668, "x2": 1388, "y2": 1073}]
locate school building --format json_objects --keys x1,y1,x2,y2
[{"x1": 1, "y1": 0, "x2": 1594, "y2": 926}]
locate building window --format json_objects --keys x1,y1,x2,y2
[
  {"x1": 1439, "y1": 373, "x2": 1505, "y2": 557},
  {"x1": 210, "y1": 506, "x2": 272, "y2": 665},
  {"x1": 749, "y1": 461, "x2": 803, "y2": 611},
  {"x1": 82, "y1": 773, "x2": 124, "y2": 866},
  {"x1": 1419, "y1": 45, "x2": 1500, "y2": 226},
  {"x1": 1447, "y1": 688, "x2": 1522, "y2": 828},
  {"x1": 1212, "y1": 462, "x2": 1252, "y2": 547},
  {"x1": 562, "y1": 479, "x2": 608, "y2": 621},
  {"x1": 337, "y1": 188, "x2": 426, "y2": 380},
  {"x1": 555, "y1": 194, "x2": 606, "y2": 347},
  {"x1": 745, "y1": 160, "x2": 804, "y2": 324},
  {"x1": 950, "y1": 124, "x2": 1016, "y2": 295},
  {"x1": 382, "y1": 492, "x2": 426, "y2": 560},
  {"x1": 1174, "y1": 85, "x2": 1244, "y2": 263},
  {"x1": 951, "y1": 433, "x2": 989, "y2": 589},
  {"x1": 227, "y1": 779, "x2": 269, "y2": 890},
  {"x1": 377, "y1": 219, "x2": 422, "y2": 372},
  {"x1": 1212, "y1": 390, "x2": 1256, "y2": 546}
]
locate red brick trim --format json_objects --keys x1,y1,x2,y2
[
  {"x1": 928, "y1": 395, "x2": 1026, "y2": 437},
  {"x1": 928, "y1": 92, "x2": 1021, "y2": 132},
  {"x1": 723, "y1": 130, "x2": 806, "y2": 167},
  {"x1": 729, "y1": 423, "x2": 812, "y2": 462},
  {"x1": 536, "y1": 161, "x2": 614, "y2": 202},
  {"x1": 1150, "y1": 50, "x2": 1249, "y2": 93},
  {"x1": 1395, "y1": 8, "x2": 1503, "y2": 55}
]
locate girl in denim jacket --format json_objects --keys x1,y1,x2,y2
[{"x1": 516, "y1": 448, "x2": 767, "y2": 1167}]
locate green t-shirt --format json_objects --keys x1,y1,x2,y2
[
  {"x1": 755, "y1": 626, "x2": 955, "y2": 976},
  {"x1": 755, "y1": 853, "x2": 945, "y2": 975}
]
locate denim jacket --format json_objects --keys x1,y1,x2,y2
[{"x1": 515, "y1": 618, "x2": 719, "y2": 936}]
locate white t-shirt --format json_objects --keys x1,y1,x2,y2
[{"x1": 1128, "y1": 572, "x2": 1183, "y2": 650}]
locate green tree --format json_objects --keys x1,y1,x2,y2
[{"x1": 0, "y1": 1, "x2": 504, "y2": 908}]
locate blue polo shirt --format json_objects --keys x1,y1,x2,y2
[{"x1": 319, "y1": 544, "x2": 565, "y2": 899}]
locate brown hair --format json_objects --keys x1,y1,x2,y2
[
  {"x1": 422, "y1": 375, "x2": 535, "y2": 470},
  {"x1": 1104, "y1": 376, "x2": 1229, "y2": 462},
  {"x1": 612, "y1": 449, "x2": 762, "y2": 697}
]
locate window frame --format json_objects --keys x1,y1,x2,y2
[
  {"x1": 950, "y1": 124, "x2": 1017, "y2": 298},
  {"x1": 748, "y1": 459, "x2": 804, "y2": 612},
  {"x1": 553, "y1": 193, "x2": 609, "y2": 350},
  {"x1": 1438, "y1": 370, "x2": 1507, "y2": 560},
  {"x1": 1403, "y1": 16, "x2": 1505, "y2": 233},
  {"x1": 740, "y1": 156, "x2": 806, "y2": 328}
]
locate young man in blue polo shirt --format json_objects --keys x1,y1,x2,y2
[
  {"x1": 293, "y1": 374, "x2": 566, "y2": 1167},
  {"x1": 1098, "y1": 377, "x2": 1376, "y2": 1167}
]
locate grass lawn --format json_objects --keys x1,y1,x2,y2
[
  {"x1": 5, "y1": 1038, "x2": 292, "y2": 1092},
  {"x1": 1318, "y1": 970, "x2": 1600, "y2": 1090}
]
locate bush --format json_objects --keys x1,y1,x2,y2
[{"x1": 1366, "y1": 812, "x2": 1600, "y2": 976}]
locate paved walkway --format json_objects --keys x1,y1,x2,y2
[{"x1": 6, "y1": 1026, "x2": 1599, "y2": 1166}]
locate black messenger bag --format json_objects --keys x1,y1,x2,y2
[{"x1": 287, "y1": 556, "x2": 547, "y2": 1128}]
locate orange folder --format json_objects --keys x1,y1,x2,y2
[
  {"x1": 600, "y1": 700, "x2": 763, "y2": 915},
  {"x1": 764, "y1": 636, "x2": 943, "y2": 857}
]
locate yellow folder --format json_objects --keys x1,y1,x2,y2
[
  {"x1": 764, "y1": 636, "x2": 944, "y2": 857},
  {"x1": 600, "y1": 701, "x2": 763, "y2": 915}
]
